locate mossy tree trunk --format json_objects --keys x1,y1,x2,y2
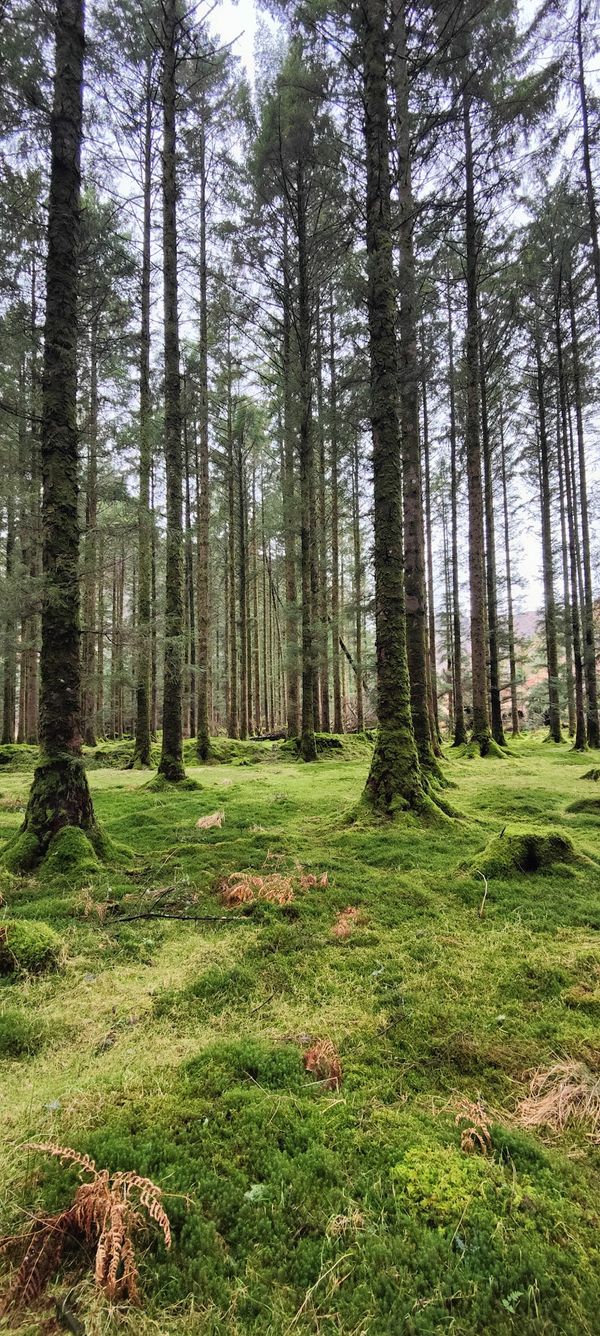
[
  {"x1": 132, "y1": 68, "x2": 153, "y2": 768},
  {"x1": 421, "y1": 353, "x2": 442, "y2": 750},
  {"x1": 568, "y1": 280, "x2": 599, "y2": 747},
  {"x1": 329, "y1": 294, "x2": 343, "y2": 735},
  {"x1": 533, "y1": 322, "x2": 562, "y2": 744},
  {"x1": 2, "y1": 445, "x2": 16, "y2": 745},
  {"x1": 392, "y1": 0, "x2": 440, "y2": 778},
  {"x1": 297, "y1": 163, "x2": 318, "y2": 763},
  {"x1": 81, "y1": 319, "x2": 98, "y2": 748},
  {"x1": 157, "y1": 0, "x2": 186, "y2": 783},
  {"x1": 478, "y1": 314, "x2": 506, "y2": 748},
  {"x1": 15, "y1": 0, "x2": 97, "y2": 866},
  {"x1": 500, "y1": 406, "x2": 519, "y2": 736},
  {"x1": 359, "y1": 0, "x2": 426, "y2": 815},
  {"x1": 447, "y1": 268, "x2": 466, "y2": 746},
  {"x1": 555, "y1": 278, "x2": 586, "y2": 750},
  {"x1": 196, "y1": 108, "x2": 211, "y2": 761},
  {"x1": 351, "y1": 436, "x2": 364, "y2": 732},
  {"x1": 282, "y1": 216, "x2": 300, "y2": 741},
  {"x1": 462, "y1": 85, "x2": 491, "y2": 754}
]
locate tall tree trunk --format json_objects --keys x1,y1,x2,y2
[
  {"x1": 499, "y1": 407, "x2": 519, "y2": 736},
  {"x1": 2, "y1": 456, "x2": 17, "y2": 745},
  {"x1": 237, "y1": 433, "x2": 248, "y2": 741},
  {"x1": 158, "y1": 0, "x2": 186, "y2": 782},
  {"x1": 421, "y1": 347, "x2": 442, "y2": 749},
  {"x1": 462, "y1": 85, "x2": 491, "y2": 753},
  {"x1": 315, "y1": 299, "x2": 330, "y2": 731},
  {"x1": 132, "y1": 68, "x2": 153, "y2": 767},
  {"x1": 568, "y1": 280, "x2": 599, "y2": 745},
  {"x1": 297, "y1": 163, "x2": 317, "y2": 762},
  {"x1": 196, "y1": 110, "x2": 211, "y2": 759},
  {"x1": 282, "y1": 217, "x2": 300, "y2": 739},
  {"x1": 184, "y1": 395, "x2": 195, "y2": 739},
  {"x1": 447, "y1": 270, "x2": 466, "y2": 745},
  {"x1": 360, "y1": 0, "x2": 426, "y2": 815},
  {"x1": 534, "y1": 324, "x2": 562, "y2": 743},
  {"x1": 251, "y1": 468, "x2": 261, "y2": 735},
  {"x1": 226, "y1": 333, "x2": 238, "y2": 738},
  {"x1": 352, "y1": 437, "x2": 364, "y2": 731},
  {"x1": 329, "y1": 295, "x2": 343, "y2": 733},
  {"x1": 478, "y1": 315, "x2": 506, "y2": 747},
  {"x1": 15, "y1": 0, "x2": 96, "y2": 867},
  {"x1": 555, "y1": 287, "x2": 586, "y2": 749},
  {"x1": 393, "y1": 0, "x2": 439, "y2": 776},
  {"x1": 81, "y1": 320, "x2": 98, "y2": 747},
  {"x1": 556, "y1": 397, "x2": 576, "y2": 736}
]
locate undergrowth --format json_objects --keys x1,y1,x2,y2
[{"x1": 0, "y1": 733, "x2": 599, "y2": 1332}]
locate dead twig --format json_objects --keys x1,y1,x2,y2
[{"x1": 476, "y1": 869, "x2": 489, "y2": 918}]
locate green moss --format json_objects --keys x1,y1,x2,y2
[
  {"x1": 566, "y1": 796, "x2": 600, "y2": 815},
  {"x1": 145, "y1": 773, "x2": 201, "y2": 793},
  {"x1": 470, "y1": 829, "x2": 579, "y2": 878},
  {"x1": 38, "y1": 826, "x2": 100, "y2": 885},
  {"x1": 579, "y1": 768, "x2": 600, "y2": 782},
  {"x1": 1, "y1": 829, "x2": 41, "y2": 873},
  {"x1": 0, "y1": 1006, "x2": 46, "y2": 1057},
  {"x1": 0, "y1": 918, "x2": 62, "y2": 975}
]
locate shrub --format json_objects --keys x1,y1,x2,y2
[{"x1": 0, "y1": 919, "x2": 62, "y2": 975}]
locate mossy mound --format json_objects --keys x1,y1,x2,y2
[
  {"x1": 566, "y1": 797, "x2": 600, "y2": 815},
  {"x1": 38, "y1": 826, "x2": 101, "y2": 885},
  {"x1": 0, "y1": 918, "x2": 62, "y2": 975},
  {"x1": 562, "y1": 984, "x2": 600, "y2": 1014},
  {"x1": 145, "y1": 772, "x2": 201, "y2": 793},
  {"x1": 1, "y1": 829, "x2": 41, "y2": 874},
  {"x1": 0, "y1": 1006, "x2": 46, "y2": 1057},
  {"x1": 580, "y1": 768, "x2": 600, "y2": 782},
  {"x1": 279, "y1": 732, "x2": 375, "y2": 761},
  {"x1": 470, "y1": 829, "x2": 579, "y2": 879},
  {"x1": 0, "y1": 744, "x2": 39, "y2": 773}
]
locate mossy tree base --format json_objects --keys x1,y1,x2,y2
[
  {"x1": 363, "y1": 729, "x2": 453, "y2": 822},
  {"x1": 580, "y1": 768, "x2": 600, "y2": 781},
  {"x1": 1, "y1": 756, "x2": 101, "y2": 875}
]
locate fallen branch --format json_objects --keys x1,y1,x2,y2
[{"x1": 114, "y1": 911, "x2": 250, "y2": 924}]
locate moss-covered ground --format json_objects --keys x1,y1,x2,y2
[{"x1": 0, "y1": 733, "x2": 599, "y2": 1333}]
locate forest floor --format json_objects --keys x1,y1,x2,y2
[{"x1": 0, "y1": 734, "x2": 599, "y2": 1334}]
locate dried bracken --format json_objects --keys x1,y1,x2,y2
[
  {"x1": 0, "y1": 1143, "x2": 171, "y2": 1318},
  {"x1": 303, "y1": 1039, "x2": 343, "y2": 1091},
  {"x1": 221, "y1": 872, "x2": 295, "y2": 906},
  {"x1": 516, "y1": 1061, "x2": 600, "y2": 1139},
  {"x1": 196, "y1": 810, "x2": 224, "y2": 830},
  {"x1": 331, "y1": 907, "x2": 363, "y2": 939},
  {"x1": 455, "y1": 1099, "x2": 493, "y2": 1155}
]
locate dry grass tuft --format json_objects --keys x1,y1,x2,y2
[
  {"x1": 303, "y1": 1039, "x2": 343, "y2": 1091},
  {"x1": 0, "y1": 1143, "x2": 171, "y2": 1318},
  {"x1": 516, "y1": 1061, "x2": 600, "y2": 1139},
  {"x1": 331, "y1": 907, "x2": 363, "y2": 939},
  {"x1": 196, "y1": 810, "x2": 224, "y2": 830},
  {"x1": 454, "y1": 1098, "x2": 493, "y2": 1154}
]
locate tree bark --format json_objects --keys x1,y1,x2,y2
[
  {"x1": 329, "y1": 294, "x2": 343, "y2": 734},
  {"x1": 297, "y1": 162, "x2": 317, "y2": 762},
  {"x1": 533, "y1": 323, "x2": 562, "y2": 743},
  {"x1": 568, "y1": 280, "x2": 599, "y2": 746},
  {"x1": 499, "y1": 406, "x2": 519, "y2": 736},
  {"x1": 478, "y1": 314, "x2": 506, "y2": 747},
  {"x1": 360, "y1": 0, "x2": 426, "y2": 815},
  {"x1": 15, "y1": 0, "x2": 97, "y2": 866},
  {"x1": 447, "y1": 270, "x2": 466, "y2": 745},
  {"x1": 132, "y1": 68, "x2": 153, "y2": 767},
  {"x1": 462, "y1": 85, "x2": 491, "y2": 753},
  {"x1": 196, "y1": 109, "x2": 211, "y2": 759},
  {"x1": 157, "y1": 0, "x2": 186, "y2": 782}
]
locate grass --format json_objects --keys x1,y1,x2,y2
[{"x1": 0, "y1": 732, "x2": 599, "y2": 1332}]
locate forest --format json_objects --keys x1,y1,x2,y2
[{"x1": 0, "y1": 0, "x2": 599, "y2": 1331}]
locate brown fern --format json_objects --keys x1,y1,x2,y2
[
  {"x1": 303, "y1": 1039, "x2": 343, "y2": 1091},
  {"x1": 1, "y1": 1144, "x2": 171, "y2": 1318}
]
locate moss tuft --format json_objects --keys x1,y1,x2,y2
[
  {"x1": 0, "y1": 1006, "x2": 46, "y2": 1057},
  {"x1": 470, "y1": 828, "x2": 579, "y2": 879},
  {"x1": 145, "y1": 773, "x2": 201, "y2": 793},
  {"x1": 38, "y1": 826, "x2": 100, "y2": 885},
  {"x1": 1, "y1": 829, "x2": 41, "y2": 874},
  {"x1": 0, "y1": 918, "x2": 62, "y2": 975}
]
